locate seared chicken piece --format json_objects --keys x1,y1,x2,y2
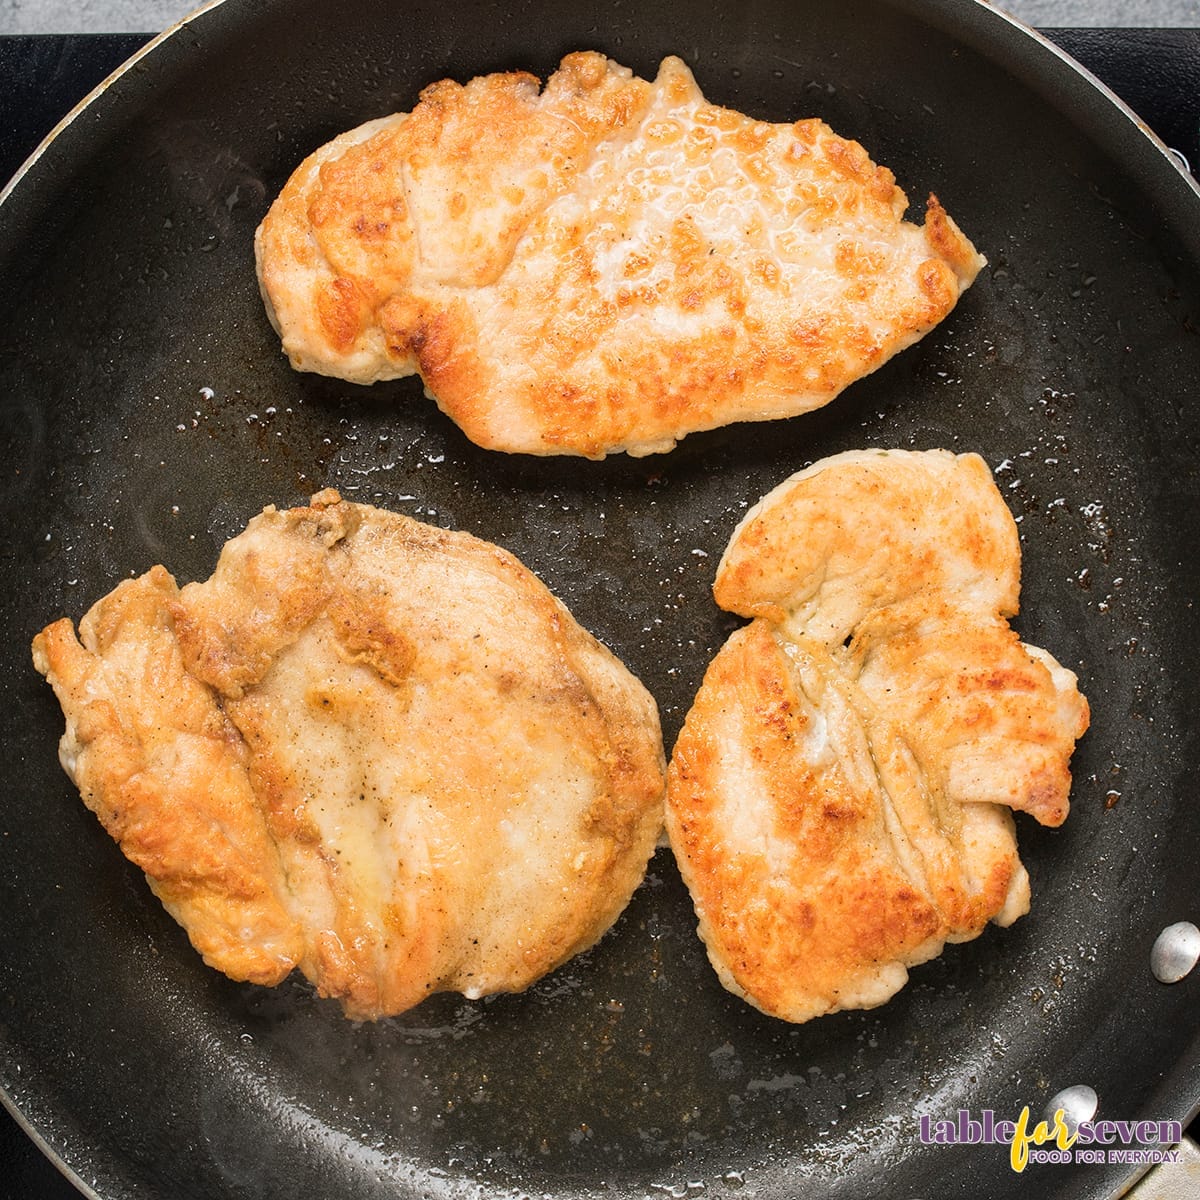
[
  {"x1": 666, "y1": 450, "x2": 1089, "y2": 1022},
  {"x1": 33, "y1": 491, "x2": 664, "y2": 1019},
  {"x1": 256, "y1": 53, "x2": 985, "y2": 458}
]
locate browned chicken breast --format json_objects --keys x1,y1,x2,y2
[
  {"x1": 32, "y1": 491, "x2": 665, "y2": 1019},
  {"x1": 255, "y1": 53, "x2": 985, "y2": 458},
  {"x1": 666, "y1": 450, "x2": 1089, "y2": 1023}
]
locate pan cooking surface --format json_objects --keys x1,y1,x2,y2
[{"x1": 1, "y1": 1, "x2": 1198, "y2": 1197}]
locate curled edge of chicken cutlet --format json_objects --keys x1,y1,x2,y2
[
  {"x1": 31, "y1": 490, "x2": 666, "y2": 1019},
  {"x1": 664, "y1": 449, "x2": 1090, "y2": 1023}
]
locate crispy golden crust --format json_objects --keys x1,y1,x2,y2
[
  {"x1": 256, "y1": 53, "x2": 985, "y2": 458},
  {"x1": 715, "y1": 447, "x2": 1020, "y2": 635},
  {"x1": 665, "y1": 449, "x2": 1089, "y2": 1022},
  {"x1": 33, "y1": 491, "x2": 665, "y2": 1019},
  {"x1": 31, "y1": 571, "x2": 304, "y2": 987}
]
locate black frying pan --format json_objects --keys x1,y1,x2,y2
[{"x1": 2, "y1": 2, "x2": 1198, "y2": 1197}]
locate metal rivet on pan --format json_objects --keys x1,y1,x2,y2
[
  {"x1": 1043, "y1": 1084, "x2": 1098, "y2": 1135},
  {"x1": 1167, "y1": 147, "x2": 1193, "y2": 175},
  {"x1": 1150, "y1": 921, "x2": 1200, "y2": 984}
]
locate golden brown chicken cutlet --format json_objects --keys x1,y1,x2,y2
[
  {"x1": 256, "y1": 53, "x2": 985, "y2": 457},
  {"x1": 665, "y1": 449, "x2": 1089, "y2": 1022},
  {"x1": 32, "y1": 490, "x2": 665, "y2": 1019}
]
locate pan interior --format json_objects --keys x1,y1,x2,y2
[{"x1": 1, "y1": 1, "x2": 1198, "y2": 1197}]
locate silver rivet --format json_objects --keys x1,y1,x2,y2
[
  {"x1": 1150, "y1": 922, "x2": 1200, "y2": 984},
  {"x1": 1043, "y1": 1084, "x2": 1098, "y2": 1134}
]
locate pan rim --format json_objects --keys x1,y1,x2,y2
[
  {"x1": 974, "y1": 5, "x2": 1200, "y2": 204},
  {"x1": 2, "y1": 0, "x2": 1198, "y2": 215},
  {"x1": 1, "y1": 2, "x2": 1198, "y2": 1198},
  {"x1": 0, "y1": 1086, "x2": 101, "y2": 1200},
  {"x1": 0, "y1": 0, "x2": 227, "y2": 209}
]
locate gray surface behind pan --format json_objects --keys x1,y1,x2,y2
[{"x1": 3, "y1": 0, "x2": 1199, "y2": 33}]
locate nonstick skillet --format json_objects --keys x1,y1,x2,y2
[{"x1": 1, "y1": 1, "x2": 1198, "y2": 1197}]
